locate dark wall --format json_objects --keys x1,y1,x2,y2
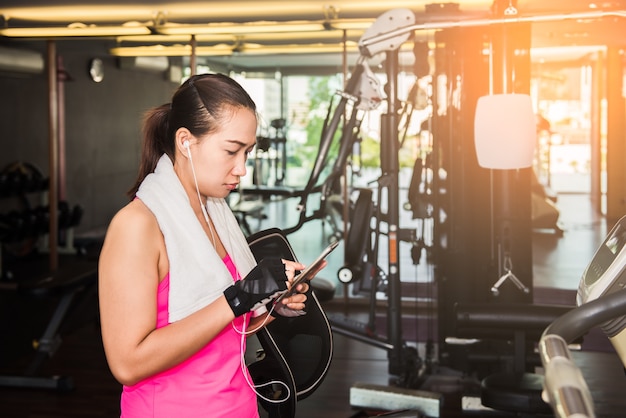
[{"x1": 0, "y1": 39, "x2": 179, "y2": 235}]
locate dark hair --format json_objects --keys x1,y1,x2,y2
[{"x1": 127, "y1": 73, "x2": 257, "y2": 198}]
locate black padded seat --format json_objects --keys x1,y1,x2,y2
[
  {"x1": 246, "y1": 228, "x2": 334, "y2": 418},
  {"x1": 481, "y1": 372, "x2": 553, "y2": 415},
  {"x1": 453, "y1": 303, "x2": 575, "y2": 416},
  {"x1": 310, "y1": 276, "x2": 336, "y2": 303}
]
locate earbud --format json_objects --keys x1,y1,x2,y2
[{"x1": 183, "y1": 140, "x2": 192, "y2": 160}]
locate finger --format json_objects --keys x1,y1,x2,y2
[
  {"x1": 283, "y1": 261, "x2": 298, "y2": 272},
  {"x1": 286, "y1": 303, "x2": 306, "y2": 311},
  {"x1": 283, "y1": 294, "x2": 307, "y2": 306},
  {"x1": 283, "y1": 262, "x2": 293, "y2": 279},
  {"x1": 282, "y1": 259, "x2": 305, "y2": 270},
  {"x1": 283, "y1": 262, "x2": 305, "y2": 283}
]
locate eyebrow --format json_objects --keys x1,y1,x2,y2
[
  {"x1": 226, "y1": 139, "x2": 251, "y2": 147},
  {"x1": 226, "y1": 139, "x2": 256, "y2": 151}
]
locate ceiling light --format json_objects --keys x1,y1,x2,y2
[
  {"x1": 111, "y1": 44, "x2": 204, "y2": 57},
  {"x1": 110, "y1": 42, "x2": 359, "y2": 57},
  {"x1": 0, "y1": 23, "x2": 151, "y2": 38},
  {"x1": 326, "y1": 19, "x2": 374, "y2": 31},
  {"x1": 116, "y1": 30, "x2": 365, "y2": 46},
  {"x1": 116, "y1": 34, "x2": 232, "y2": 44},
  {"x1": 156, "y1": 20, "x2": 326, "y2": 36}
]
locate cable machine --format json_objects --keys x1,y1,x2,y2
[{"x1": 283, "y1": 5, "x2": 626, "y2": 393}]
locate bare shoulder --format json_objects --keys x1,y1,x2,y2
[
  {"x1": 110, "y1": 199, "x2": 157, "y2": 232},
  {"x1": 101, "y1": 199, "x2": 162, "y2": 255}
]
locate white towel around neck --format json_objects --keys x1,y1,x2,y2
[{"x1": 136, "y1": 154, "x2": 257, "y2": 323}]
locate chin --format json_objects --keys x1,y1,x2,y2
[{"x1": 218, "y1": 189, "x2": 232, "y2": 199}]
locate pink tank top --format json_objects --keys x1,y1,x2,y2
[{"x1": 120, "y1": 254, "x2": 259, "y2": 418}]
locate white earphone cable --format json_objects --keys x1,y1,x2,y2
[
  {"x1": 185, "y1": 141, "x2": 216, "y2": 247},
  {"x1": 236, "y1": 311, "x2": 291, "y2": 404}
]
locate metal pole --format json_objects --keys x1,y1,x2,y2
[
  {"x1": 47, "y1": 40, "x2": 59, "y2": 271},
  {"x1": 381, "y1": 49, "x2": 403, "y2": 375},
  {"x1": 590, "y1": 51, "x2": 604, "y2": 213},
  {"x1": 190, "y1": 35, "x2": 197, "y2": 76},
  {"x1": 342, "y1": 29, "x2": 351, "y2": 306}
]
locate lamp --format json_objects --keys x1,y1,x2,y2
[
  {"x1": 474, "y1": 93, "x2": 536, "y2": 169},
  {"x1": 0, "y1": 45, "x2": 44, "y2": 74},
  {"x1": 118, "y1": 56, "x2": 170, "y2": 72}
]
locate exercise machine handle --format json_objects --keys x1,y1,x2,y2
[{"x1": 539, "y1": 287, "x2": 626, "y2": 418}]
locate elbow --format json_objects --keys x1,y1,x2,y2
[
  {"x1": 110, "y1": 364, "x2": 143, "y2": 387},
  {"x1": 102, "y1": 339, "x2": 150, "y2": 386},
  {"x1": 105, "y1": 356, "x2": 146, "y2": 387}
]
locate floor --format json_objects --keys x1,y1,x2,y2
[{"x1": 0, "y1": 187, "x2": 625, "y2": 418}]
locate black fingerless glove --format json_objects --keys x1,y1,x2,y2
[{"x1": 223, "y1": 258, "x2": 288, "y2": 317}]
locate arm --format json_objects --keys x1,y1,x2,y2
[{"x1": 98, "y1": 200, "x2": 236, "y2": 386}]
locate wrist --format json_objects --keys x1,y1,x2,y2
[
  {"x1": 266, "y1": 300, "x2": 278, "y2": 318},
  {"x1": 224, "y1": 284, "x2": 248, "y2": 317}
]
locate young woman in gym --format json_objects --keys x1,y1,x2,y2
[{"x1": 98, "y1": 73, "x2": 318, "y2": 417}]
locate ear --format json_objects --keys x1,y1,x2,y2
[{"x1": 175, "y1": 128, "x2": 193, "y2": 158}]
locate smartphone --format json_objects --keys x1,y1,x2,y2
[{"x1": 276, "y1": 240, "x2": 339, "y2": 302}]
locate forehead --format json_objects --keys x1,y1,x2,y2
[{"x1": 209, "y1": 107, "x2": 257, "y2": 146}]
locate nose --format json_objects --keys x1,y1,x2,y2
[{"x1": 232, "y1": 155, "x2": 247, "y2": 177}]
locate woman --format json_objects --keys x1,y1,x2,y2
[{"x1": 98, "y1": 73, "x2": 314, "y2": 417}]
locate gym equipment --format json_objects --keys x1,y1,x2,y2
[
  {"x1": 0, "y1": 254, "x2": 98, "y2": 391},
  {"x1": 540, "y1": 214, "x2": 626, "y2": 417},
  {"x1": 253, "y1": 118, "x2": 288, "y2": 187},
  {"x1": 349, "y1": 383, "x2": 440, "y2": 417},
  {"x1": 451, "y1": 213, "x2": 626, "y2": 416},
  {"x1": 1, "y1": 161, "x2": 84, "y2": 278},
  {"x1": 258, "y1": 6, "x2": 625, "y2": 416},
  {"x1": 239, "y1": 10, "x2": 626, "y2": 415},
  {"x1": 452, "y1": 303, "x2": 571, "y2": 414},
  {"x1": 231, "y1": 30, "x2": 386, "y2": 237},
  {"x1": 232, "y1": 94, "x2": 365, "y2": 235},
  {"x1": 280, "y1": 56, "x2": 383, "y2": 236},
  {"x1": 246, "y1": 228, "x2": 334, "y2": 418},
  {"x1": 0, "y1": 161, "x2": 48, "y2": 198},
  {"x1": 0, "y1": 160, "x2": 95, "y2": 391},
  {"x1": 229, "y1": 196, "x2": 266, "y2": 236},
  {"x1": 531, "y1": 170, "x2": 562, "y2": 235}
]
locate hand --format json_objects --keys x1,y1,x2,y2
[
  {"x1": 282, "y1": 258, "x2": 307, "y2": 291},
  {"x1": 270, "y1": 259, "x2": 327, "y2": 318},
  {"x1": 223, "y1": 258, "x2": 289, "y2": 317}
]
